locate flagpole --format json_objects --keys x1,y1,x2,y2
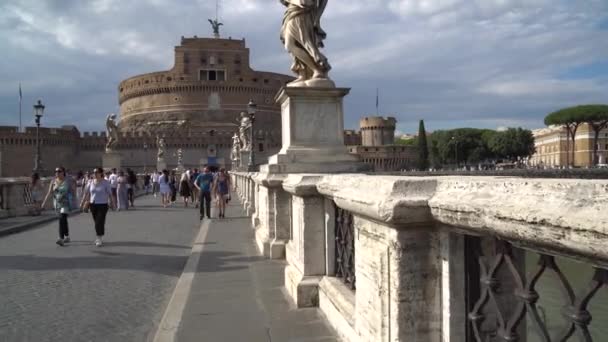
[
  {"x1": 19, "y1": 83, "x2": 22, "y2": 133},
  {"x1": 376, "y1": 88, "x2": 379, "y2": 116}
]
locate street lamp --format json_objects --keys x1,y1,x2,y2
[
  {"x1": 451, "y1": 136, "x2": 458, "y2": 170},
  {"x1": 247, "y1": 99, "x2": 257, "y2": 171},
  {"x1": 33, "y1": 99, "x2": 45, "y2": 174}
]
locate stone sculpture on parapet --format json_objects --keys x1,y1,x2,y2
[
  {"x1": 156, "y1": 135, "x2": 166, "y2": 160},
  {"x1": 208, "y1": 19, "x2": 223, "y2": 39},
  {"x1": 105, "y1": 113, "x2": 119, "y2": 152},
  {"x1": 231, "y1": 132, "x2": 241, "y2": 165},
  {"x1": 280, "y1": 0, "x2": 334, "y2": 88},
  {"x1": 238, "y1": 112, "x2": 251, "y2": 151}
]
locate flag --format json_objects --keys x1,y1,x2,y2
[{"x1": 19, "y1": 83, "x2": 22, "y2": 103}]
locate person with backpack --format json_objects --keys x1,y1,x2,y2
[
  {"x1": 41, "y1": 166, "x2": 74, "y2": 246},
  {"x1": 194, "y1": 167, "x2": 214, "y2": 220}
]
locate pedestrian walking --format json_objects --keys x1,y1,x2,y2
[
  {"x1": 127, "y1": 169, "x2": 137, "y2": 207},
  {"x1": 152, "y1": 171, "x2": 160, "y2": 197},
  {"x1": 194, "y1": 167, "x2": 214, "y2": 220},
  {"x1": 213, "y1": 168, "x2": 231, "y2": 218},
  {"x1": 159, "y1": 169, "x2": 171, "y2": 208},
  {"x1": 144, "y1": 173, "x2": 151, "y2": 194},
  {"x1": 108, "y1": 168, "x2": 118, "y2": 208},
  {"x1": 81, "y1": 167, "x2": 115, "y2": 247},
  {"x1": 190, "y1": 168, "x2": 200, "y2": 208},
  {"x1": 169, "y1": 170, "x2": 178, "y2": 203},
  {"x1": 40, "y1": 166, "x2": 74, "y2": 246},
  {"x1": 117, "y1": 170, "x2": 129, "y2": 211},
  {"x1": 179, "y1": 172, "x2": 191, "y2": 207}
]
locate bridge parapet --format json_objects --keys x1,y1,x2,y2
[
  {"x1": 0, "y1": 177, "x2": 53, "y2": 219},
  {"x1": 231, "y1": 171, "x2": 608, "y2": 341}
]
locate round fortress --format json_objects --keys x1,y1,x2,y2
[{"x1": 359, "y1": 116, "x2": 397, "y2": 146}]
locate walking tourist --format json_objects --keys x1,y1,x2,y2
[
  {"x1": 81, "y1": 167, "x2": 115, "y2": 247},
  {"x1": 152, "y1": 171, "x2": 160, "y2": 197},
  {"x1": 179, "y1": 172, "x2": 191, "y2": 207},
  {"x1": 40, "y1": 167, "x2": 73, "y2": 246},
  {"x1": 159, "y1": 169, "x2": 171, "y2": 208},
  {"x1": 108, "y1": 168, "x2": 118, "y2": 208},
  {"x1": 190, "y1": 168, "x2": 200, "y2": 207},
  {"x1": 213, "y1": 168, "x2": 231, "y2": 218},
  {"x1": 116, "y1": 170, "x2": 129, "y2": 211},
  {"x1": 75, "y1": 171, "x2": 85, "y2": 204},
  {"x1": 169, "y1": 170, "x2": 178, "y2": 203},
  {"x1": 127, "y1": 169, "x2": 137, "y2": 207},
  {"x1": 194, "y1": 167, "x2": 214, "y2": 220},
  {"x1": 144, "y1": 173, "x2": 151, "y2": 194}
]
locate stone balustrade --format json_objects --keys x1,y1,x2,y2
[
  {"x1": 0, "y1": 176, "x2": 148, "y2": 220},
  {"x1": 0, "y1": 177, "x2": 53, "y2": 219},
  {"x1": 231, "y1": 171, "x2": 608, "y2": 342}
]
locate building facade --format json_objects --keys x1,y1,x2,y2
[
  {"x1": 0, "y1": 34, "x2": 294, "y2": 177},
  {"x1": 530, "y1": 124, "x2": 608, "y2": 167},
  {"x1": 347, "y1": 116, "x2": 417, "y2": 172}
]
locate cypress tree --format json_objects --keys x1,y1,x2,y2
[{"x1": 417, "y1": 120, "x2": 429, "y2": 171}]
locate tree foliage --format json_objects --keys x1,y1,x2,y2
[
  {"x1": 417, "y1": 120, "x2": 429, "y2": 170},
  {"x1": 428, "y1": 127, "x2": 535, "y2": 167}
]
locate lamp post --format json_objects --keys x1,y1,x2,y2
[
  {"x1": 451, "y1": 136, "x2": 458, "y2": 170},
  {"x1": 143, "y1": 142, "x2": 148, "y2": 172},
  {"x1": 33, "y1": 99, "x2": 45, "y2": 174},
  {"x1": 247, "y1": 99, "x2": 257, "y2": 171}
]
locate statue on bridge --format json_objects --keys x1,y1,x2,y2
[
  {"x1": 237, "y1": 112, "x2": 251, "y2": 151},
  {"x1": 105, "y1": 113, "x2": 119, "y2": 152},
  {"x1": 156, "y1": 135, "x2": 166, "y2": 160},
  {"x1": 279, "y1": 0, "x2": 333, "y2": 87},
  {"x1": 231, "y1": 132, "x2": 241, "y2": 165}
]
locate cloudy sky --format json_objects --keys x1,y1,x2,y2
[{"x1": 1, "y1": 0, "x2": 607, "y2": 135}]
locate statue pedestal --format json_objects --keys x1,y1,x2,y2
[
  {"x1": 262, "y1": 87, "x2": 368, "y2": 174},
  {"x1": 157, "y1": 158, "x2": 167, "y2": 172},
  {"x1": 102, "y1": 152, "x2": 122, "y2": 170},
  {"x1": 239, "y1": 151, "x2": 251, "y2": 170}
]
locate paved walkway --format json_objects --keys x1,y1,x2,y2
[
  {"x1": 0, "y1": 195, "x2": 199, "y2": 342},
  {"x1": 175, "y1": 199, "x2": 339, "y2": 342},
  {"x1": 0, "y1": 194, "x2": 339, "y2": 342}
]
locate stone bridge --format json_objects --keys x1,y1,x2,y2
[{"x1": 1, "y1": 173, "x2": 607, "y2": 341}]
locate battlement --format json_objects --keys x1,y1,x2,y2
[
  {"x1": 360, "y1": 116, "x2": 397, "y2": 130},
  {"x1": 179, "y1": 36, "x2": 246, "y2": 49}
]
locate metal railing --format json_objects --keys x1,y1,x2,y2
[
  {"x1": 465, "y1": 236, "x2": 608, "y2": 342},
  {"x1": 335, "y1": 206, "x2": 356, "y2": 290}
]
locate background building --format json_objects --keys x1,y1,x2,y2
[
  {"x1": 530, "y1": 124, "x2": 608, "y2": 167},
  {"x1": 0, "y1": 33, "x2": 293, "y2": 177},
  {"x1": 347, "y1": 116, "x2": 417, "y2": 172}
]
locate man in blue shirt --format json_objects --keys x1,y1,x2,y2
[{"x1": 194, "y1": 167, "x2": 214, "y2": 220}]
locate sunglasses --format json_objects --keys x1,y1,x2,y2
[{"x1": 55, "y1": 170, "x2": 64, "y2": 173}]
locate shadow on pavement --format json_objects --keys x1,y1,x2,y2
[{"x1": 0, "y1": 252, "x2": 188, "y2": 277}]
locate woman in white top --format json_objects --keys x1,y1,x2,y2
[
  {"x1": 159, "y1": 169, "x2": 171, "y2": 208},
  {"x1": 81, "y1": 167, "x2": 115, "y2": 247}
]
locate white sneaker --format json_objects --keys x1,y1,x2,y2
[
  {"x1": 94, "y1": 237, "x2": 102, "y2": 247},
  {"x1": 63, "y1": 236, "x2": 70, "y2": 243}
]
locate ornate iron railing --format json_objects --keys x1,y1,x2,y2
[
  {"x1": 467, "y1": 237, "x2": 608, "y2": 342},
  {"x1": 335, "y1": 206, "x2": 356, "y2": 290}
]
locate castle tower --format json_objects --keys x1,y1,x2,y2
[{"x1": 359, "y1": 116, "x2": 397, "y2": 146}]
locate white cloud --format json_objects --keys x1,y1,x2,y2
[{"x1": 0, "y1": 0, "x2": 607, "y2": 133}]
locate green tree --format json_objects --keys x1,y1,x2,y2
[
  {"x1": 488, "y1": 128, "x2": 535, "y2": 161},
  {"x1": 417, "y1": 120, "x2": 429, "y2": 170}
]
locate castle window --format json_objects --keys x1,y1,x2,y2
[
  {"x1": 200, "y1": 69, "x2": 226, "y2": 81},
  {"x1": 263, "y1": 79, "x2": 269, "y2": 84},
  {"x1": 234, "y1": 59, "x2": 241, "y2": 65},
  {"x1": 239, "y1": 78, "x2": 244, "y2": 82},
  {"x1": 252, "y1": 78, "x2": 258, "y2": 82},
  {"x1": 167, "y1": 77, "x2": 172, "y2": 81}
]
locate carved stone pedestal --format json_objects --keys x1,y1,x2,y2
[
  {"x1": 261, "y1": 87, "x2": 369, "y2": 174},
  {"x1": 102, "y1": 152, "x2": 122, "y2": 170},
  {"x1": 157, "y1": 158, "x2": 167, "y2": 172}
]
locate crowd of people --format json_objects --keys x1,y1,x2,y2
[
  {"x1": 144, "y1": 167, "x2": 231, "y2": 220},
  {"x1": 32, "y1": 165, "x2": 231, "y2": 247}
]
